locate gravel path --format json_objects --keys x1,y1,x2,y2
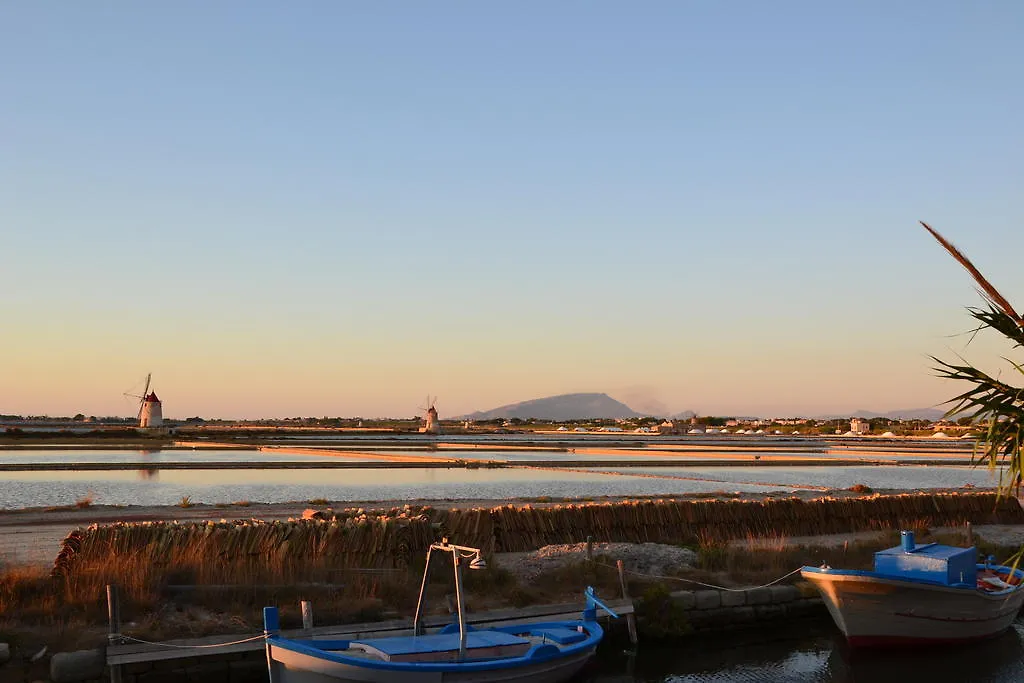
[{"x1": 495, "y1": 542, "x2": 697, "y2": 581}]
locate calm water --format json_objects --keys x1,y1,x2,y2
[
  {"x1": 579, "y1": 619, "x2": 1024, "y2": 682},
  {"x1": 595, "y1": 466, "x2": 1004, "y2": 491},
  {"x1": 0, "y1": 447, "x2": 835, "y2": 464},
  {"x1": 0, "y1": 465, "x2": 777, "y2": 509},
  {"x1": 0, "y1": 449, "x2": 1000, "y2": 509},
  {"x1": 0, "y1": 448, "x2": 335, "y2": 464},
  {"x1": 0, "y1": 447, "x2": 975, "y2": 465}
]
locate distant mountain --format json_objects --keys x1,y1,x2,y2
[
  {"x1": 463, "y1": 393, "x2": 643, "y2": 421},
  {"x1": 816, "y1": 407, "x2": 947, "y2": 421}
]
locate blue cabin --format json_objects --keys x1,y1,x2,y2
[{"x1": 873, "y1": 531, "x2": 976, "y2": 586}]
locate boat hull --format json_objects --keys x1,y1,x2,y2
[
  {"x1": 268, "y1": 642, "x2": 595, "y2": 683},
  {"x1": 801, "y1": 567, "x2": 1024, "y2": 647}
]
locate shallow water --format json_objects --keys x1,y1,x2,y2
[
  {"x1": 0, "y1": 465, "x2": 777, "y2": 509},
  {"x1": 0, "y1": 449, "x2": 1001, "y2": 509},
  {"x1": 594, "y1": 465, "x2": 1004, "y2": 491},
  {"x1": 0, "y1": 448, "x2": 331, "y2": 464},
  {"x1": 579, "y1": 618, "x2": 1024, "y2": 682}
]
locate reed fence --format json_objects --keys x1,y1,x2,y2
[{"x1": 54, "y1": 493, "x2": 1024, "y2": 581}]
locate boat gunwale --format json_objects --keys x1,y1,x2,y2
[
  {"x1": 800, "y1": 563, "x2": 1024, "y2": 598},
  {"x1": 267, "y1": 619, "x2": 603, "y2": 672}
]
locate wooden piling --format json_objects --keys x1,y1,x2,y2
[
  {"x1": 616, "y1": 560, "x2": 638, "y2": 646},
  {"x1": 107, "y1": 584, "x2": 123, "y2": 683}
]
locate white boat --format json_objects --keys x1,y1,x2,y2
[
  {"x1": 801, "y1": 530, "x2": 1024, "y2": 647},
  {"x1": 263, "y1": 539, "x2": 618, "y2": 682}
]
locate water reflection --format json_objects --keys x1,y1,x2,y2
[
  {"x1": 578, "y1": 619, "x2": 1024, "y2": 682},
  {"x1": 0, "y1": 449, "x2": 1007, "y2": 509},
  {"x1": 596, "y1": 466, "x2": 1002, "y2": 491},
  {"x1": 137, "y1": 449, "x2": 160, "y2": 480},
  {"x1": 0, "y1": 467, "x2": 772, "y2": 509},
  {"x1": 826, "y1": 625, "x2": 1024, "y2": 682}
]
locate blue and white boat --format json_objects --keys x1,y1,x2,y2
[
  {"x1": 801, "y1": 530, "x2": 1024, "y2": 647},
  {"x1": 263, "y1": 539, "x2": 618, "y2": 682}
]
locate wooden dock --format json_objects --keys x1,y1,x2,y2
[{"x1": 106, "y1": 598, "x2": 633, "y2": 667}]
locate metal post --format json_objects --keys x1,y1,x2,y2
[
  {"x1": 412, "y1": 546, "x2": 434, "y2": 636},
  {"x1": 453, "y1": 551, "x2": 468, "y2": 659},
  {"x1": 301, "y1": 600, "x2": 313, "y2": 630},
  {"x1": 106, "y1": 584, "x2": 122, "y2": 683},
  {"x1": 616, "y1": 560, "x2": 639, "y2": 646}
]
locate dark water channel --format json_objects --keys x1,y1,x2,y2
[{"x1": 578, "y1": 618, "x2": 1024, "y2": 682}]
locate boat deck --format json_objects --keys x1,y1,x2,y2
[{"x1": 351, "y1": 631, "x2": 532, "y2": 662}]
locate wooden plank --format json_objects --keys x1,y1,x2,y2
[{"x1": 107, "y1": 598, "x2": 632, "y2": 666}]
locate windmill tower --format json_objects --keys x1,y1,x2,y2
[
  {"x1": 419, "y1": 395, "x2": 440, "y2": 434},
  {"x1": 125, "y1": 374, "x2": 163, "y2": 428}
]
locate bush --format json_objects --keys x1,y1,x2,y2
[{"x1": 635, "y1": 584, "x2": 691, "y2": 639}]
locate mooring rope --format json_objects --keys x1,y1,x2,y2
[
  {"x1": 113, "y1": 634, "x2": 267, "y2": 648},
  {"x1": 598, "y1": 561, "x2": 804, "y2": 592}
]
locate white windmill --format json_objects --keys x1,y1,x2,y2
[
  {"x1": 125, "y1": 373, "x2": 163, "y2": 428},
  {"x1": 418, "y1": 395, "x2": 440, "y2": 434}
]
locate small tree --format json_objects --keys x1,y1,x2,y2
[{"x1": 923, "y1": 222, "x2": 1024, "y2": 493}]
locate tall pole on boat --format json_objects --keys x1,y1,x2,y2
[
  {"x1": 453, "y1": 550, "x2": 468, "y2": 659},
  {"x1": 412, "y1": 539, "x2": 485, "y2": 649},
  {"x1": 412, "y1": 545, "x2": 435, "y2": 636}
]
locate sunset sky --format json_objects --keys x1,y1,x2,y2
[{"x1": 3, "y1": 2, "x2": 1023, "y2": 419}]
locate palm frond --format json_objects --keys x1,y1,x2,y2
[
  {"x1": 921, "y1": 221, "x2": 1023, "y2": 326},
  {"x1": 933, "y1": 356, "x2": 1024, "y2": 488},
  {"x1": 967, "y1": 306, "x2": 1024, "y2": 349}
]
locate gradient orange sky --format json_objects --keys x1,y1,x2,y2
[{"x1": 3, "y1": 3, "x2": 1023, "y2": 419}]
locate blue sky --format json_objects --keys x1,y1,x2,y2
[{"x1": 2, "y1": 2, "x2": 1023, "y2": 419}]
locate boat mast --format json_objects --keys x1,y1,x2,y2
[
  {"x1": 412, "y1": 544, "x2": 435, "y2": 636},
  {"x1": 453, "y1": 550, "x2": 467, "y2": 658},
  {"x1": 410, "y1": 538, "x2": 487, "y2": 657}
]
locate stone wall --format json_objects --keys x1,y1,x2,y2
[
  {"x1": 119, "y1": 653, "x2": 266, "y2": 683},
  {"x1": 48, "y1": 650, "x2": 267, "y2": 683},
  {"x1": 667, "y1": 583, "x2": 824, "y2": 632}
]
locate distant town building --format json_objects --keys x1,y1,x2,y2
[
  {"x1": 850, "y1": 417, "x2": 870, "y2": 435},
  {"x1": 657, "y1": 420, "x2": 677, "y2": 435}
]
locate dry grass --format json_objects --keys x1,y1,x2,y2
[
  {"x1": 29, "y1": 512, "x2": 441, "y2": 641},
  {"x1": 0, "y1": 564, "x2": 57, "y2": 619},
  {"x1": 8, "y1": 494, "x2": 1021, "y2": 649},
  {"x1": 5, "y1": 523, "x2": 1020, "y2": 655}
]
